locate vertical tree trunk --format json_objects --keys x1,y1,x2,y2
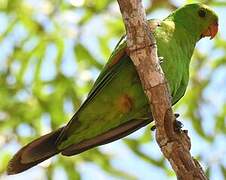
[{"x1": 117, "y1": 0, "x2": 207, "y2": 179}]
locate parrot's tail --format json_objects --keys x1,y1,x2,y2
[
  {"x1": 7, "y1": 118, "x2": 152, "y2": 175},
  {"x1": 7, "y1": 127, "x2": 64, "y2": 175}
]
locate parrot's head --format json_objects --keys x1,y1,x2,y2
[{"x1": 167, "y1": 3, "x2": 218, "y2": 41}]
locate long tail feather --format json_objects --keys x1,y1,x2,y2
[
  {"x1": 7, "y1": 127, "x2": 64, "y2": 175},
  {"x1": 7, "y1": 118, "x2": 152, "y2": 174}
]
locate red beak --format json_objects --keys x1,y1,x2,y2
[{"x1": 201, "y1": 21, "x2": 218, "y2": 39}]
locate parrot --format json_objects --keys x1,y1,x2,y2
[{"x1": 7, "y1": 3, "x2": 218, "y2": 174}]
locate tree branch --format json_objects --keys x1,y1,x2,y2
[{"x1": 117, "y1": 0, "x2": 207, "y2": 179}]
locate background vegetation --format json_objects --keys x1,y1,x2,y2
[{"x1": 0, "y1": 0, "x2": 226, "y2": 179}]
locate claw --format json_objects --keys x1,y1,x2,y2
[
  {"x1": 151, "y1": 113, "x2": 183, "y2": 132},
  {"x1": 174, "y1": 113, "x2": 180, "y2": 118},
  {"x1": 174, "y1": 113, "x2": 183, "y2": 132},
  {"x1": 159, "y1": 56, "x2": 164, "y2": 63}
]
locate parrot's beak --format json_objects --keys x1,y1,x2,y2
[{"x1": 201, "y1": 21, "x2": 218, "y2": 39}]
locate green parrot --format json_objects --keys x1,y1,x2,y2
[{"x1": 7, "y1": 3, "x2": 218, "y2": 174}]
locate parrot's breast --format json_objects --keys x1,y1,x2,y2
[{"x1": 153, "y1": 20, "x2": 196, "y2": 104}]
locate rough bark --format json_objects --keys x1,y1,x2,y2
[{"x1": 117, "y1": 0, "x2": 207, "y2": 179}]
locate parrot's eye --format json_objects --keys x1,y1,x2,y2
[{"x1": 198, "y1": 9, "x2": 206, "y2": 18}]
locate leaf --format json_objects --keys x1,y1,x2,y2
[{"x1": 74, "y1": 43, "x2": 103, "y2": 69}]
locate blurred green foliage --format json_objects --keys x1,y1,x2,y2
[{"x1": 0, "y1": 0, "x2": 226, "y2": 179}]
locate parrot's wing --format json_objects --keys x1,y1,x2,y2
[
  {"x1": 79, "y1": 19, "x2": 160, "y2": 109},
  {"x1": 87, "y1": 35, "x2": 126, "y2": 97},
  {"x1": 88, "y1": 18, "x2": 160, "y2": 98},
  {"x1": 74, "y1": 36, "x2": 127, "y2": 114},
  {"x1": 55, "y1": 20, "x2": 161, "y2": 154},
  {"x1": 55, "y1": 36, "x2": 129, "y2": 145}
]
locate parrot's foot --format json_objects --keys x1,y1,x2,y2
[
  {"x1": 173, "y1": 113, "x2": 184, "y2": 132},
  {"x1": 159, "y1": 56, "x2": 164, "y2": 63},
  {"x1": 174, "y1": 120, "x2": 183, "y2": 132},
  {"x1": 150, "y1": 113, "x2": 183, "y2": 132},
  {"x1": 174, "y1": 113, "x2": 180, "y2": 118}
]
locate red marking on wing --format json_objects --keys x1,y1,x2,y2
[
  {"x1": 108, "y1": 48, "x2": 126, "y2": 68},
  {"x1": 116, "y1": 94, "x2": 133, "y2": 113}
]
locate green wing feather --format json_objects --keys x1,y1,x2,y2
[
  {"x1": 87, "y1": 35, "x2": 126, "y2": 96},
  {"x1": 56, "y1": 19, "x2": 163, "y2": 151},
  {"x1": 57, "y1": 37, "x2": 152, "y2": 152}
]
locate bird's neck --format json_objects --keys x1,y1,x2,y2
[{"x1": 156, "y1": 20, "x2": 197, "y2": 65}]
